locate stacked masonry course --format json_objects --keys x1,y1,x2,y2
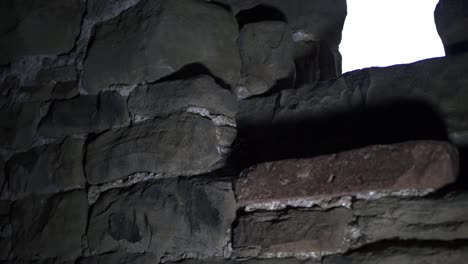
[{"x1": 0, "y1": 0, "x2": 468, "y2": 263}]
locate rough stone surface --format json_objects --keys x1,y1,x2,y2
[
  {"x1": 20, "y1": 65, "x2": 79, "y2": 102},
  {"x1": 275, "y1": 77, "x2": 363, "y2": 123},
  {"x1": 366, "y1": 55, "x2": 468, "y2": 145},
  {"x1": 10, "y1": 190, "x2": 88, "y2": 260},
  {"x1": 218, "y1": 0, "x2": 347, "y2": 78},
  {"x1": 82, "y1": 0, "x2": 241, "y2": 94},
  {"x1": 324, "y1": 245, "x2": 468, "y2": 264},
  {"x1": 237, "y1": 21, "x2": 295, "y2": 98},
  {"x1": 353, "y1": 192, "x2": 468, "y2": 246},
  {"x1": 0, "y1": 200, "x2": 11, "y2": 260},
  {"x1": 233, "y1": 208, "x2": 353, "y2": 258},
  {"x1": 236, "y1": 93, "x2": 278, "y2": 129},
  {"x1": 235, "y1": 141, "x2": 458, "y2": 208},
  {"x1": 218, "y1": 0, "x2": 347, "y2": 45},
  {"x1": 259, "y1": 54, "x2": 468, "y2": 146},
  {"x1": 79, "y1": 253, "x2": 158, "y2": 264},
  {"x1": 167, "y1": 259, "x2": 318, "y2": 264},
  {"x1": 37, "y1": 92, "x2": 129, "y2": 138},
  {"x1": 0, "y1": 0, "x2": 85, "y2": 65},
  {"x1": 85, "y1": 113, "x2": 224, "y2": 185},
  {"x1": 0, "y1": 157, "x2": 5, "y2": 195},
  {"x1": 86, "y1": 178, "x2": 236, "y2": 259},
  {"x1": 435, "y1": 0, "x2": 468, "y2": 55},
  {"x1": 128, "y1": 75, "x2": 237, "y2": 120},
  {"x1": 0, "y1": 102, "x2": 42, "y2": 150},
  {"x1": 4, "y1": 138, "x2": 85, "y2": 200}
]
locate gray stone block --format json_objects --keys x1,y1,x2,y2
[
  {"x1": 82, "y1": 0, "x2": 241, "y2": 94},
  {"x1": 86, "y1": 178, "x2": 236, "y2": 258},
  {"x1": 5, "y1": 138, "x2": 86, "y2": 200}
]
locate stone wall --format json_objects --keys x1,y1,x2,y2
[{"x1": 0, "y1": 0, "x2": 468, "y2": 263}]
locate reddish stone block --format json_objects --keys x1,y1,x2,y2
[{"x1": 235, "y1": 141, "x2": 458, "y2": 208}]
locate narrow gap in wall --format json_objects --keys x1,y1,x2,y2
[{"x1": 340, "y1": 0, "x2": 445, "y2": 73}]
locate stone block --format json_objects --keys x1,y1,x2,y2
[
  {"x1": 0, "y1": 0, "x2": 85, "y2": 65},
  {"x1": 85, "y1": 113, "x2": 228, "y2": 185},
  {"x1": 82, "y1": 0, "x2": 240, "y2": 94},
  {"x1": 235, "y1": 141, "x2": 458, "y2": 209},
  {"x1": 10, "y1": 190, "x2": 88, "y2": 260},
  {"x1": 37, "y1": 92, "x2": 129, "y2": 138},
  {"x1": 4, "y1": 138, "x2": 86, "y2": 200},
  {"x1": 128, "y1": 75, "x2": 237, "y2": 120},
  {"x1": 86, "y1": 178, "x2": 236, "y2": 258}
]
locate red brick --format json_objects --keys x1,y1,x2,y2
[{"x1": 235, "y1": 141, "x2": 458, "y2": 207}]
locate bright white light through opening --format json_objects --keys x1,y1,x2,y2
[{"x1": 340, "y1": 0, "x2": 445, "y2": 73}]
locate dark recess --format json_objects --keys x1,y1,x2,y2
[
  {"x1": 153, "y1": 63, "x2": 231, "y2": 90},
  {"x1": 228, "y1": 100, "x2": 450, "y2": 173},
  {"x1": 235, "y1": 5, "x2": 288, "y2": 29}
]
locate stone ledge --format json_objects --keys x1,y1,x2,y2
[{"x1": 234, "y1": 141, "x2": 458, "y2": 209}]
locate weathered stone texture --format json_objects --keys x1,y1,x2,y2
[
  {"x1": 235, "y1": 141, "x2": 458, "y2": 207},
  {"x1": 218, "y1": 0, "x2": 347, "y2": 45},
  {"x1": 167, "y1": 259, "x2": 318, "y2": 264},
  {"x1": 237, "y1": 22, "x2": 295, "y2": 98},
  {"x1": 85, "y1": 113, "x2": 225, "y2": 185},
  {"x1": 86, "y1": 179, "x2": 236, "y2": 259},
  {"x1": 128, "y1": 75, "x2": 237, "y2": 120},
  {"x1": 0, "y1": 102, "x2": 42, "y2": 150},
  {"x1": 0, "y1": 157, "x2": 5, "y2": 195},
  {"x1": 0, "y1": 0, "x2": 85, "y2": 65},
  {"x1": 353, "y1": 192, "x2": 468, "y2": 245},
  {"x1": 79, "y1": 253, "x2": 158, "y2": 264},
  {"x1": 0, "y1": 200, "x2": 11, "y2": 260},
  {"x1": 233, "y1": 208, "x2": 353, "y2": 257},
  {"x1": 37, "y1": 92, "x2": 129, "y2": 138},
  {"x1": 10, "y1": 190, "x2": 88, "y2": 260},
  {"x1": 21, "y1": 65, "x2": 79, "y2": 102},
  {"x1": 232, "y1": 192, "x2": 468, "y2": 259},
  {"x1": 366, "y1": 55, "x2": 468, "y2": 145},
  {"x1": 258, "y1": 54, "x2": 468, "y2": 146},
  {"x1": 218, "y1": 0, "x2": 347, "y2": 78},
  {"x1": 435, "y1": 0, "x2": 468, "y2": 55},
  {"x1": 324, "y1": 245, "x2": 468, "y2": 264},
  {"x1": 83, "y1": 0, "x2": 241, "y2": 94},
  {"x1": 4, "y1": 138, "x2": 85, "y2": 200}
]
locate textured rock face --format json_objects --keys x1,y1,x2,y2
[
  {"x1": 232, "y1": 192, "x2": 468, "y2": 259},
  {"x1": 10, "y1": 190, "x2": 88, "y2": 260},
  {"x1": 128, "y1": 75, "x2": 237, "y2": 120},
  {"x1": 0, "y1": 102, "x2": 42, "y2": 150},
  {"x1": 2, "y1": 0, "x2": 468, "y2": 263},
  {"x1": 435, "y1": 0, "x2": 468, "y2": 55},
  {"x1": 82, "y1": 0, "x2": 241, "y2": 94},
  {"x1": 353, "y1": 193, "x2": 468, "y2": 244},
  {"x1": 244, "y1": 54, "x2": 468, "y2": 146},
  {"x1": 37, "y1": 92, "x2": 129, "y2": 138},
  {"x1": 237, "y1": 21, "x2": 295, "y2": 98},
  {"x1": 4, "y1": 138, "x2": 85, "y2": 200},
  {"x1": 87, "y1": 179, "x2": 236, "y2": 258},
  {"x1": 234, "y1": 208, "x2": 353, "y2": 257},
  {"x1": 324, "y1": 245, "x2": 468, "y2": 264},
  {"x1": 218, "y1": 0, "x2": 347, "y2": 78},
  {"x1": 85, "y1": 114, "x2": 225, "y2": 185},
  {"x1": 166, "y1": 259, "x2": 318, "y2": 264},
  {"x1": 235, "y1": 141, "x2": 458, "y2": 209},
  {"x1": 0, "y1": 0, "x2": 85, "y2": 65},
  {"x1": 218, "y1": 0, "x2": 347, "y2": 45}
]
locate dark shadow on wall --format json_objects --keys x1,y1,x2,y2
[
  {"x1": 236, "y1": 5, "x2": 288, "y2": 29},
  {"x1": 445, "y1": 41, "x2": 468, "y2": 56},
  {"x1": 206, "y1": 1, "x2": 232, "y2": 12},
  {"x1": 227, "y1": 100, "x2": 450, "y2": 173},
  {"x1": 153, "y1": 63, "x2": 231, "y2": 90}
]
